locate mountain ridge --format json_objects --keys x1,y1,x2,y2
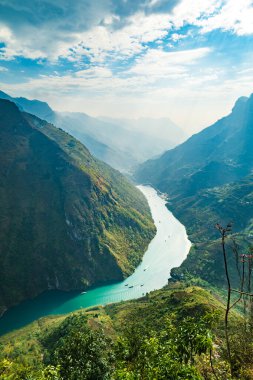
[
  {"x1": 0, "y1": 90, "x2": 185, "y2": 172},
  {"x1": 135, "y1": 94, "x2": 253, "y2": 289},
  {"x1": 135, "y1": 94, "x2": 253, "y2": 197},
  {"x1": 0, "y1": 98, "x2": 155, "y2": 315}
]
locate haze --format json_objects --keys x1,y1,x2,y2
[{"x1": 0, "y1": 0, "x2": 253, "y2": 134}]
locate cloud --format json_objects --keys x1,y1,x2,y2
[
  {"x1": 167, "y1": 0, "x2": 224, "y2": 29},
  {"x1": 66, "y1": 13, "x2": 172, "y2": 63},
  {"x1": 0, "y1": 47, "x2": 212, "y2": 98},
  {"x1": 0, "y1": 0, "x2": 180, "y2": 61},
  {"x1": 110, "y1": 0, "x2": 179, "y2": 28},
  {"x1": 75, "y1": 67, "x2": 112, "y2": 78},
  {"x1": 170, "y1": 33, "x2": 188, "y2": 42},
  {"x1": 171, "y1": 0, "x2": 253, "y2": 36},
  {"x1": 0, "y1": 0, "x2": 252, "y2": 63},
  {"x1": 196, "y1": 0, "x2": 253, "y2": 36},
  {"x1": 129, "y1": 47, "x2": 211, "y2": 77},
  {"x1": 0, "y1": 0, "x2": 252, "y2": 135}
]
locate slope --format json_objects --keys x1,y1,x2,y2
[
  {"x1": 135, "y1": 95, "x2": 253, "y2": 289},
  {"x1": 136, "y1": 95, "x2": 253, "y2": 197},
  {"x1": 0, "y1": 99, "x2": 155, "y2": 315},
  {"x1": 170, "y1": 175, "x2": 253, "y2": 288},
  {"x1": 0, "y1": 90, "x2": 185, "y2": 172}
]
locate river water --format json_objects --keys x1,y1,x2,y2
[{"x1": 0, "y1": 185, "x2": 191, "y2": 336}]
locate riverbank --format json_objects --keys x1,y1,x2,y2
[{"x1": 0, "y1": 185, "x2": 191, "y2": 336}]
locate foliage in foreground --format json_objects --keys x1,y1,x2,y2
[
  {"x1": 1, "y1": 284, "x2": 253, "y2": 379},
  {"x1": 0, "y1": 311, "x2": 217, "y2": 380}
]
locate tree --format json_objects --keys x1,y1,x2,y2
[
  {"x1": 113, "y1": 316, "x2": 214, "y2": 379},
  {"x1": 215, "y1": 223, "x2": 253, "y2": 378},
  {"x1": 42, "y1": 314, "x2": 113, "y2": 380}
]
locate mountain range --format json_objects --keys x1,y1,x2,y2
[
  {"x1": 136, "y1": 95, "x2": 253, "y2": 197},
  {"x1": 0, "y1": 90, "x2": 186, "y2": 172},
  {"x1": 0, "y1": 91, "x2": 252, "y2": 378},
  {"x1": 0, "y1": 98, "x2": 155, "y2": 315},
  {"x1": 136, "y1": 94, "x2": 253, "y2": 288}
]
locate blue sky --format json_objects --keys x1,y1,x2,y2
[{"x1": 0, "y1": 0, "x2": 253, "y2": 133}]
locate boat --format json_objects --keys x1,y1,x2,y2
[
  {"x1": 81, "y1": 291, "x2": 87, "y2": 294},
  {"x1": 128, "y1": 285, "x2": 134, "y2": 288}
]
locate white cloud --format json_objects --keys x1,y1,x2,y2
[
  {"x1": 0, "y1": 47, "x2": 215, "y2": 105},
  {"x1": 0, "y1": 0, "x2": 252, "y2": 62},
  {"x1": 170, "y1": 33, "x2": 188, "y2": 42},
  {"x1": 0, "y1": 1, "x2": 175, "y2": 62},
  {"x1": 196, "y1": 0, "x2": 253, "y2": 36},
  {"x1": 0, "y1": 12, "x2": 172, "y2": 62},
  {"x1": 170, "y1": 0, "x2": 253, "y2": 36},
  {"x1": 0, "y1": 24, "x2": 49, "y2": 60},
  {"x1": 75, "y1": 67, "x2": 112, "y2": 78},
  {"x1": 169, "y1": 0, "x2": 224, "y2": 29},
  {"x1": 1, "y1": 0, "x2": 252, "y2": 135},
  {"x1": 2, "y1": 57, "x2": 253, "y2": 135},
  {"x1": 129, "y1": 47, "x2": 211, "y2": 77},
  {"x1": 63, "y1": 13, "x2": 172, "y2": 63}
]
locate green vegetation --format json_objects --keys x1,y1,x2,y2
[
  {"x1": 0, "y1": 90, "x2": 186, "y2": 172},
  {"x1": 0, "y1": 99, "x2": 155, "y2": 315},
  {"x1": 1, "y1": 93, "x2": 253, "y2": 378},
  {"x1": 135, "y1": 94, "x2": 253, "y2": 291},
  {"x1": 0, "y1": 284, "x2": 232, "y2": 379},
  {"x1": 170, "y1": 175, "x2": 253, "y2": 289},
  {"x1": 2, "y1": 281, "x2": 253, "y2": 378},
  {"x1": 131, "y1": 94, "x2": 253, "y2": 377},
  {"x1": 135, "y1": 95, "x2": 253, "y2": 197}
]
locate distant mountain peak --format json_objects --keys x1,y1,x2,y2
[
  {"x1": 136, "y1": 93, "x2": 253, "y2": 195},
  {"x1": 232, "y1": 95, "x2": 248, "y2": 114},
  {"x1": 0, "y1": 90, "x2": 14, "y2": 102},
  {"x1": 0, "y1": 90, "x2": 54, "y2": 120},
  {"x1": 0, "y1": 98, "x2": 20, "y2": 118}
]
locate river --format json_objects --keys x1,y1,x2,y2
[{"x1": 0, "y1": 185, "x2": 191, "y2": 336}]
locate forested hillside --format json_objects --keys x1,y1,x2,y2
[{"x1": 0, "y1": 99, "x2": 155, "y2": 315}]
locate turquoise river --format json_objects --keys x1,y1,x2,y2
[{"x1": 0, "y1": 185, "x2": 191, "y2": 336}]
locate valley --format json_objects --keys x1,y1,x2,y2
[
  {"x1": 0, "y1": 2, "x2": 253, "y2": 377},
  {"x1": 0, "y1": 99, "x2": 155, "y2": 316},
  {"x1": 0, "y1": 91, "x2": 186, "y2": 173},
  {"x1": 0, "y1": 92, "x2": 253, "y2": 378},
  {"x1": 136, "y1": 95, "x2": 253, "y2": 290},
  {"x1": 0, "y1": 185, "x2": 191, "y2": 336}
]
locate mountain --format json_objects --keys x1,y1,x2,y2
[
  {"x1": 0, "y1": 99, "x2": 155, "y2": 315},
  {"x1": 0, "y1": 91, "x2": 126, "y2": 170},
  {"x1": 52, "y1": 112, "x2": 138, "y2": 172},
  {"x1": 98, "y1": 116, "x2": 187, "y2": 163},
  {"x1": 0, "y1": 91, "x2": 185, "y2": 172},
  {"x1": 136, "y1": 94, "x2": 253, "y2": 288},
  {"x1": 170, "y1": 174, "x2": 253, "y2": 287},
  {"x1": 136, "y1": 95, "x2": 253, "y2": 197},
  {"x1": 0, "y1": 90, "x2": 54, "y2": 120}
]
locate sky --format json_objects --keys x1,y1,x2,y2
[{"x1": 0, "y1": 0, "x2": 253, "y2": 134}]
